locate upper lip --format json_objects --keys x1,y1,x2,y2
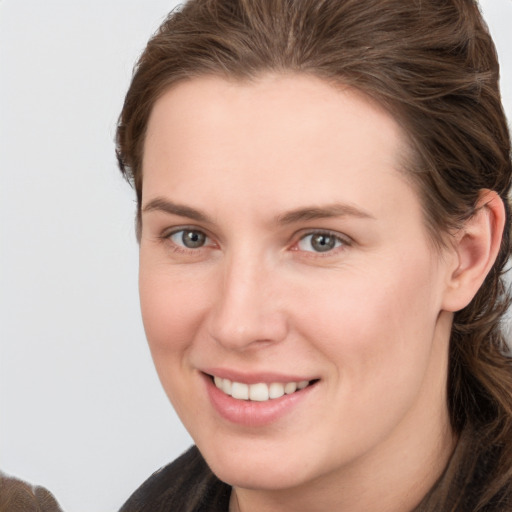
[{"x1": 201, "y1": 368, "x2": 318, "y2": 384}]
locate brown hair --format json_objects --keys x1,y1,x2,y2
[
  {"x1": 0, "y1": 473, "x2": 63, "y2": 512},
  {"x1": 116, "y1": 0, "x2": 512, "y2": 508}
]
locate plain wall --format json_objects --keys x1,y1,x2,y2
[{"x1": 0, "y1": 1, "x2": 511, "y2": 511}]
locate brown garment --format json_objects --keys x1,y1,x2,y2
[{"x1": 0, "y1": 474, "x2": 63, "y2": 512}]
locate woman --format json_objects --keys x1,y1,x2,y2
[{"x1": 116, "y1": 0, "x2": 512, "y2": 510}]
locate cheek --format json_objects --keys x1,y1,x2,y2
[
  {"x1": 294, "y1": 251, "x2": 444, "y2": 401},
  {"x1": 138, "y1": 260, "x2": 211, "y2": 379},
  {"x1": 138, "y1": 261, "x2": 219, "y2": 424},
  {"x1": 285, "y1": 259, "x2": 446, "y2": 461}
]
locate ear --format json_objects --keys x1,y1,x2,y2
[{"x1": 442, "y1": 189, "x2": 506, "y2": 312}]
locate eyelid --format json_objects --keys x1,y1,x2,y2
[
  {"x1": 291, "y1": 229, "x2": 352, "y2": 254},
  {"x1": 161, "y1": 226, "x2": 217, "y2": 250}
]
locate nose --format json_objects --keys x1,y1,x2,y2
[{"x1": 207, "y1": 252, "x2": 289, "y2": 351}]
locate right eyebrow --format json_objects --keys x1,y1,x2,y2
[{"x1": 142, "y1": 197, "x2": 211, "y2": 223}]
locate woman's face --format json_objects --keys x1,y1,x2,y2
[{"x1": 139, "y1": 75, "x2": 456, "y2": 494}]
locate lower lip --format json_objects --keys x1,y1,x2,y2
[{"x1": 203, "y1": 374, "x2": 317, "y2": 427}]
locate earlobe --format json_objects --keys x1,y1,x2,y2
[{"x1": 442, "y1": 190, "x2": 506, "y2": 312}]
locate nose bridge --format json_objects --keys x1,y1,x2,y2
[{"x1": 208, "y1": 246, "x2": 287, "y2": 350}]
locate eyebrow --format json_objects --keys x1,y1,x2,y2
[
  {"x1": 142, "y1": 197, "x2": 211, "y2": 223},
  {"x1": 142, "y1": 197, "x2": 375, "y2": 225},
  {"x1": 275, "y1": 204, "x2": 375, "y2": 224}
]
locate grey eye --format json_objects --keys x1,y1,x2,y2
[
  {"x1": 170, "y1": 229, "x2": 207, "y2": 249},
  {"x1": 297, "y1": 233, "x2": 343, "y2": 253}
]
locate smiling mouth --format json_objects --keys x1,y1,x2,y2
[{"x1": 210, "y1": 375, "x2": 318, "y2": 402}]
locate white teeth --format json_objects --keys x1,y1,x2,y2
[
  {"x1": 222, "y1": 379, "x2": 232, "y2": 396},
  {"x1": 249, "y1": 383, "x2": 269, "y2": 401},
  {"x1": 213, "y1": 377, "x2": 311, "y2": 401},
  {"x1": 231, "y1": 382, "x2": 249, "y2": 400},
  {"x1": 269, "y1": 382, "x2": 285, "y2": 399},
  {"x1": 284, "y1": 382, "x2": 297, "y2": 394}
]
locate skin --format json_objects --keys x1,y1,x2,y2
[{"x1": 138, "y1": 74, "x2": 489, "y2": 511}]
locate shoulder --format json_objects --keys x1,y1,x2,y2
[{"x1": 119, "y1": 446, "x2": 231, "y2": 512}]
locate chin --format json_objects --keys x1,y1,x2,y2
[
  {"x1": 210, "y1": 458, "x2": 307, "y2": 490},
  {"x1": 196, "y1": 438, "x2": 326, "y2": 491}
]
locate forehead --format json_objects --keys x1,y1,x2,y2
[
  {"x1": 145, "y1": 73, "x2": 406, "y2": 157},
  {"x1": 142, "y1": 74, "x2": 417, "y2": 220}
]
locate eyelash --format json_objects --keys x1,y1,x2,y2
[
  {"x1": 160, "y1": 227, "x2": 351, "y2": 256},
  {"x1": 292, "y1": 230, "x2": 351, "y2": 256},
  {"x1": 161, "y1": 227, "x2": 215, "y2": 254}
]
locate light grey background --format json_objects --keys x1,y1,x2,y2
[{"x1": 0, "y1": 1, "x2": 511, "y2": 511}]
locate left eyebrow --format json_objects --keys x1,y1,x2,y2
[{"x1": 275, "y1": 203, "x2": 376, "y2": 225}]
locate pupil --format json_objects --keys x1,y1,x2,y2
[
  {"x1": 182, "y1": 230, "x2": 206, "y2": 248},
  {"x1": 312, "y1": 234, "x2": 335, "y2": 252}
]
